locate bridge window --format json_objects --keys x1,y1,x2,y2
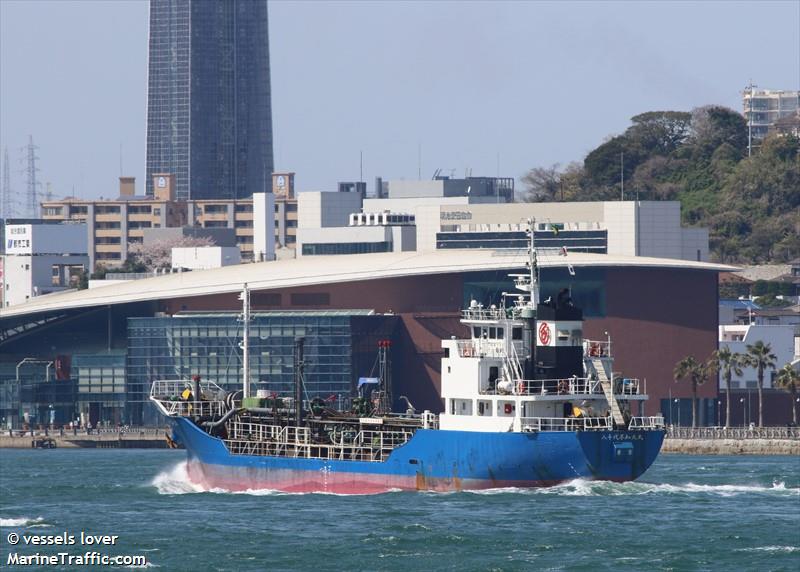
[
  {"x1": 512, "y1": 328, "x2": 522, "y2": 340},
  {"x1": 478, "y1": 400, "x2": 492, "y2": 416}
]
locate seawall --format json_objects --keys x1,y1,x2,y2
[
  {"x1": 0, "y1": 432, "x2": 169, "y2": 449},
  {"x1": 663, "y1": 438, "x2": 799, "y2": 456}
]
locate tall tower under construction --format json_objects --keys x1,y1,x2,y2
[{"x1": 145, "y1": 0, "x2": 274, "y2": 201}]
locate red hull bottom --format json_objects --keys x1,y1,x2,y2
[{"x1": 186, "y1": 461, "x2": 564, "y2": 494}]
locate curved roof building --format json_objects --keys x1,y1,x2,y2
[{"x1": 0, "y1": 250, "x2": 734, "y2": 427}]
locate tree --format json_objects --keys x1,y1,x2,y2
[
  {"x1": 127, "y1": 236, "x2": 215, "y2": 272},
  {"x1": 689, "y1": 105, "x2": 748, "y2": 157},
  {"x1": 674, "y1": 356, "x2": 716, "y2": 428},
  {"x1": 714, "y1": 347, "x2": 743, "y2": 428},
  {"x1": 743, "y1": 341, "x2": 777, "y2": 427},
  {"x1": 520, "y1": 164, "x2": 562, "y2": 202},
  {"x1": 775, "y1": 364, "x2": 800, "y2": 426}
]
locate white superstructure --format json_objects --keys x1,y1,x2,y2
[{"x1": 438, "y1": 219, "x2": 658, "y2": 433}]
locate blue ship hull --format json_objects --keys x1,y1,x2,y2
[{"x1": 170, "y1": 418, "x2": 664, "y2": 493}]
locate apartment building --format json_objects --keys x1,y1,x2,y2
[
  {"x1": 41, "y1": 175, "x2": 186, "y2": 270},
  {"x1": 743, "y1": 88, "x2": 800, "y2": 140},
  {"x1": 188, "y1": 172, "x2": 294, "y2": 259}
]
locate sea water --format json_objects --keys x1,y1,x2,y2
[{"x1": 0, "y1": 449, "x2": 797, "y2": 571}]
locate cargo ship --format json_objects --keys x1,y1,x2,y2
[{"x1": 150, "y1": 220, "x2": 665, "y2": 493}]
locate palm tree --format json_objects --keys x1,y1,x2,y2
[
  {"x1": 743, "y1": 341, "x2": 777, "y2": 427},
  {"x1": 714, "y1": 347, "x2": 744, "y2": 428},
  {"x1": 775, "y1": 364, "x2": 800, "y2": 426},
  {"x1": 674, "y1": 356, "x2": 715, "y2": 428}
]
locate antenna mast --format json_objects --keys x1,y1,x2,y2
[
  {"x1": 527, "y1": 217, "x2": 540, "y2": 307},
  {"x1": 25, "y1": 136, "x2": 40, "y2": 218}
]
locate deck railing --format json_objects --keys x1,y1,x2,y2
[
  {"x1": 583, "y1": 339, "x2": 611, "y2": 358},
  {"x1": 628, "y1": 416, "x2": 665, "y2": 430},
  {"x1": 520, "y1": 416, "x2": 611, "y2": 432},
  {"x1": 461, "y1": 307, "x2": 508, "y2": 321},
  {"x1": 225, "y1": 421, "x2": 415, "y2": 462},
  {"x1": 455, "y1": 339, "x2": 507, "y2": 359},
  {"x1": 150, "y1": 379, "x2": 228, "y2": 418}
]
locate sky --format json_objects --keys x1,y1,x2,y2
[{"x1": 1, "y1": 0, "x2": 798, "y2": 209}]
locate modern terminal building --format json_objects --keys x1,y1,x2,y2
[{"x1": 0, "y1": 249, "x2": 732, "y2": 429}]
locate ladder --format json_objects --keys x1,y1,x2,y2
[
  {"x1": 591, "y1": 357, "x2": 626, "y2": 428},
  {"x1": 506, "y1": 344, "x2": 525, "y2": 391}
]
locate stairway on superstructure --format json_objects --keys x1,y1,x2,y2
[{"x1": 590, "y1": 357, "x2": 626, "y2": 428}]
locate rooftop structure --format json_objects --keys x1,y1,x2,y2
[
  {"x1": 380, "y1": 176, "x2": 514, "y2": 202},
  {"x1": 1, "y1": 220, "x2": 88, "y2": 307}
]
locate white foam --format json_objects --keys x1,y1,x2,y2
[
  {"x1": 0, "y1": 516, "x2": 44, "y2": 527},
  {"x1": 735, "y1": 546, "x2": 800, "y2": 553},
  {"x1": 465, "y1": 479, "x2": 799, "y2": 497},
  {"x1": 151, "y1": 462, "x2": 206, "y2": 495}
]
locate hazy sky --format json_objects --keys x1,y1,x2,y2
[{"x1": 1, "y1": 0, "x2": 798, "y2": 207}]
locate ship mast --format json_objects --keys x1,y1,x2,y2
[
  {"x1": 239, "y1": 283, "x2": 251, "y2": 399},
  {"x1": 527, "y1": 217, "x2": 540, "y2": 307}
]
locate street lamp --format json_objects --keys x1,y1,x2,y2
[
  {"x1": 740, "y1": 397, "x2": 746, "y2": 427},
  {"x1": 717, "y1": 400, "x2": 722, "y2": 427},
  {"x1": 674, "y1": 398, "x2": 680, "y2": 427}
]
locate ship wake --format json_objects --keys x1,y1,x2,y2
[{"x1": 466, "y1": 479, "x2": 800, "y2": 497}]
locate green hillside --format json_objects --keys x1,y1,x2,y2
[{"x1": 520, "y1": 107, "x2": 800, "y2": 263}]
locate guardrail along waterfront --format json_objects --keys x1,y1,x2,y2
[
  {"x1": 0, "y1": 426, "x2": 171, "y2": 449},
  {"x1": 664, "y1": 425, "x2": 799, "y2": 455}
]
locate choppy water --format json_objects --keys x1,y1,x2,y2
[{"x1": 1, "y1": 449, "x2": 798, "y2": 571}]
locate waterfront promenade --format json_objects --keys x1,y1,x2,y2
[
  {"x1": 662, "y1": 426, "x2": 799, "y2": 455},
  {"x1": 0, "y1": 427, "x2": 168, "y2": 449},
  {"x1": 1, "y1": 425, "x2": 797, "y2": 454}
]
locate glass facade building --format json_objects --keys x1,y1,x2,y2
[
  {"x1": 73, "y1": 352, "x2": 127, "y2": 426},
  {"x1": 145, "y1": 0, "x2": 274, "y2": 201},
  {"x1": 127, "y1": 312, "x2": 396, "y2": 426}
]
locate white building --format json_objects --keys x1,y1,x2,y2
[
  {"x1": 252, "y1": 192, "x2": 276, "y2": 262},
  {"x1": 2, "y1": 221, "x2": 89, "y2": 307},
  {"x1": 718, "y1": 324, "x2": 798, "y2": 390},
  {"x1": 171, "y1": 246, "x2": 242, "y2": 270},
  {"x1": 369, "y1": 198, "x2": 707, "y2": 261},
  {"x1": 743, "y1": 88, "x2": 800, "y2": 140},
  {"x1": 297, "y1": 211, "x2": 417, "y2": 256},
  {"x1": 297, "y1": 191, "x2": 363, "y2": 229},
  {"x1": 295, "y1": 192, "x2": 708, "y2": 262}
]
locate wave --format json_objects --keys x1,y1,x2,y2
[
  {"x1": 734, "y1": 546, "x2": 800, "y2": 553},
  {"x1": 150, "y1": 463, "x2": 206, "y2": 495},
  {"x1": 0, "y1": 516, "x2": 45, "y2": 527},
  {"x1": 466, "y1": 479, "x2": 799, "y2": 497}
]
